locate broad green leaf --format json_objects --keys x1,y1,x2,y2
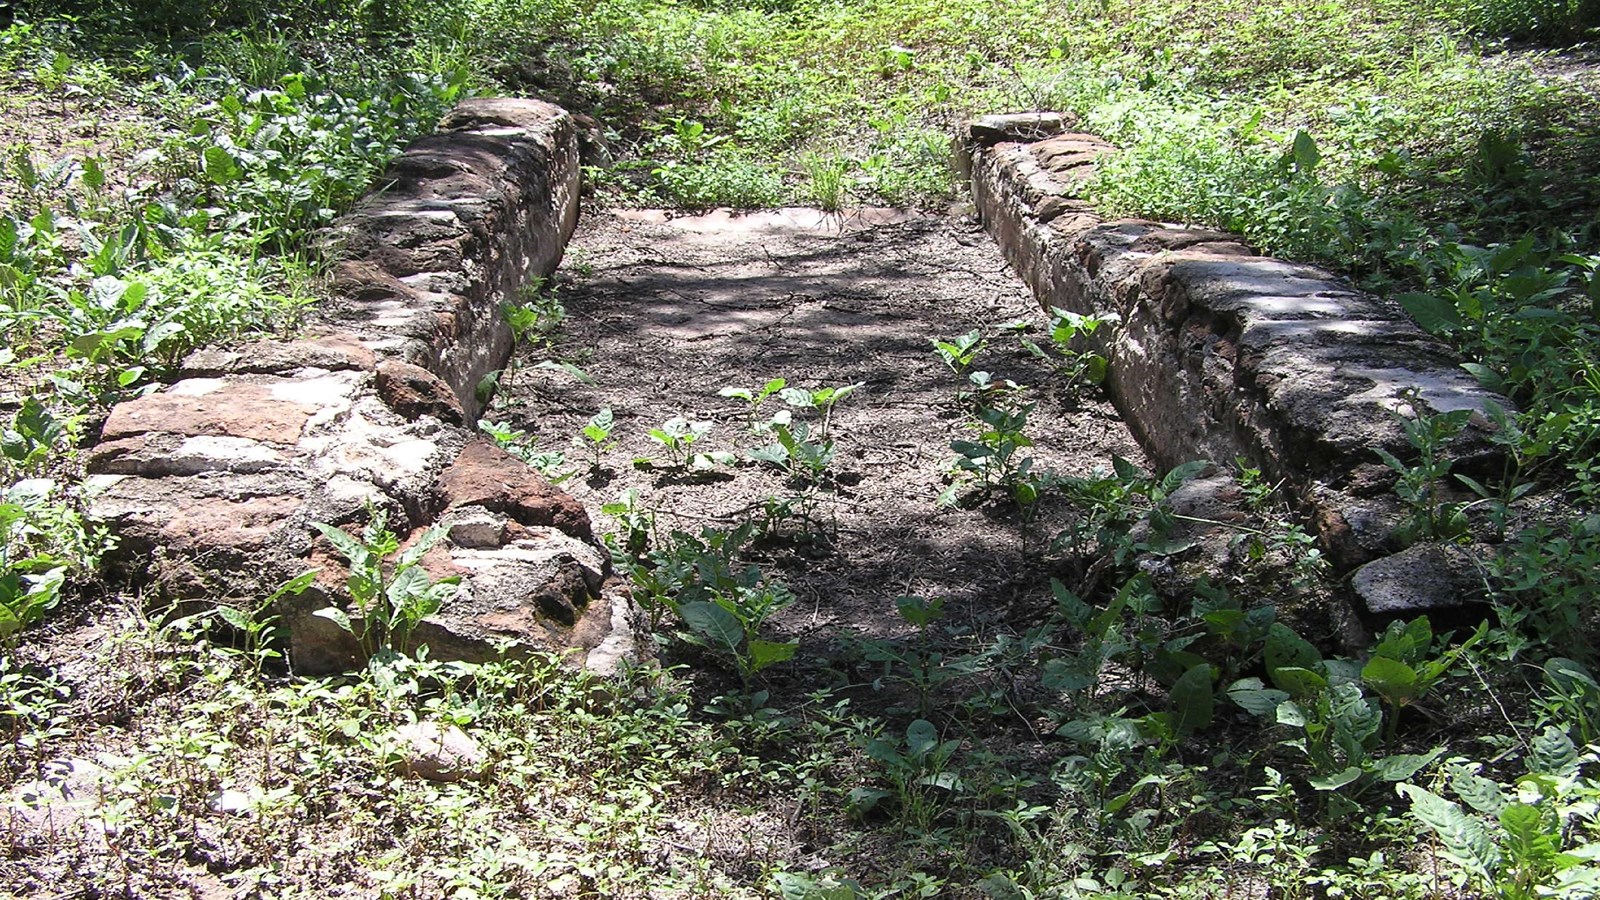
[
  {"x1": 311, "y1": 606, "x2": 355, "y2": 635},
  {"x1": 1111, "y1": 454, "x2": 1141, "y2": 481},
  {"x1": 1374, "y1": 616, "x2": 1433, "y2": 662},
  {"x1": 1460, "y1": 362, "x2": 1505, "y2": 391},
  {"x1": 906, "y1": 718, "x2": 939, "y2": 759},
  {"x1": 386, "y1": 565, "x2": 429, "y2": 607},
  {"x1": 216, "y1": 606, "x2": 253, "y2": 631},
  {"x1": 1544, "y1": 657, "x2": 1600, "y2": 695},
  {"x1": 1369, "y1": 750, "x2": 1440, "y2": 782},
  {"x1": 398, "y1": 522, "x2": 450, "y2": 566},
  {"x1": 916, "y1": 771, "x2": 961, "y2": 791},
  {"x1": 1159, "y1": 460, "x2": 1208, "y2": 496},
  {"x1": 141, "y1": 320, "x2": 186, "y2": 354},
  {"x1": 1452, "y1": 769, "x2": 1509, "y2": 815},
  {"x1": 475, "y1": 369, "x2": 501, "y2": 403},
  {"x1": 679, "y1": 600, "x2": 744, "y2": 653},
  {"x1": 1055, "y1": 717, "x2": 1104, "y2": 744},
  {"x1": 1531, "y1": 725, "x2": 1579, "y2": 776},
  {"x1": 582, "y1": 407, "x2": 614, "y2": 441},
  {"x1": 1362, "y1": 655, "x2": 1421, "y2": 706},
  {"x1": 1106, "y1": 771, "x2": 1169, "y2": 813},
  {"x1": 895, "y1": 595, "x2": 944, "y2": 628},
  {"x1": 1290, "y1": 130, "x2": 1320, "y2": 174},
  {"x1": 312, "y1": 522, "x2": 368, "y2": 566},
  {"x1": 1169, "y1": 663, "x2": 1215, "y2": 735},
  {"x1": 1308, "y1": 766, "x2": 1363, "y2": 791},
  {"x1": 0, "y1": 217, "x2": 17, "y2": 260},
  {"x1": 1042, "y1": 658, "x2": 1096, "y2": 693},
  {"x1": 202, "y1": 145, "x2": 242, "y2": 184},
  {"x1": 1397, "y1": 292, "x2": 1463, "y2": 334},
  {"x1": 413, "y1": 581, "x2": 455, "y2": 621},
  {"x1": 68, "y1": 325, "x2": 144, "y2": 360},
  {"x1": 1051, "y1": 579, "x2": 1092, "y2": 627},
  {"x1": 1274, "y1": 700, "x2": 1308, "y2": 728},
  {"x1": 1265, "y1": 623, "x2": 1321, "y2": 675},
  {"x1": 1498, "y1": 802, "x2": 1560, "y2": 866},
  {"x1": 266, "y1": 569, "x2": 319, "y2": 602},
  {"x1": 1329, "y1": 682, "x2": 1382, "y2": 747},
  {"x1": 82, "y1": 156, "x2": 106, "y2": 191},
  {"x1": 1270, "y1": 665, "x2": 1327, "y2": 700},
  {"x1": 779, "y1": 387, "x2": 815, "y2": 408},
  {"x1": 847, "y1": 787, "x2": 890, "y2": 817},
  {"x1": 1399, "y1": 783, "x2": 1501, "y2": 879},
  {"x1": 1227, "y1": 678, "x2": 1290, "y2": 717},
  {"x1": 0, "y1": 602, "x2": 22, "y2": 641},
  {"x1": 748, "y1": 445, "x2": 788, "y2": 467},
  {"x1": 747, "y1": 639, "x2": 797, "y2": 673}
]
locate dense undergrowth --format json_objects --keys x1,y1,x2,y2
[{"x1": 3, "y1": 0, "x2": 1600, "y2": 897}]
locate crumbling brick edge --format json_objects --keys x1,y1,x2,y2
[
  {"x1": 958, "y1": 113, "x2": 1508, "y2": 634},
  {"x1": 86, "y1": 98, "x2": 635, "y2": 674}
]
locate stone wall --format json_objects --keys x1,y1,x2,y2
[
  {"x1": 958, "y1": 114, "x2": 1509, "y2": 622},
  {"x1": 87, "y1": 98, "x2": 632, "y2": 674}
]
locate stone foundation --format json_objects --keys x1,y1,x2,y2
[
  {"x1": 88, "y1": 98, "x2": 631, "y2": 673},
  {"x1": 959, "y1": 113, "x2": 1509, "y2": 622}
]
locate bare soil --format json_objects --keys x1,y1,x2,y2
[{"x1": 500, "y1": 206, "x2": 1148, "y2": 665}]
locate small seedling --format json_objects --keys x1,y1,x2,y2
[
  {"x1": 720, "y1": 377, "x2": 787, "y2": 426},
  {"x1": 852, "y1": 718, "x2": 964, "y2": 827},
  {"x1": 753, "y1": 492, "x2": 829, "y2": 544},
  {"x1": 503, "y1": 279, "x2": 565, "y2": 348},
  {"x1": 1020, "y1": 308, "x2": 1116, "y2": 396},
  {"x1": 0, "y1": 564, "x2": 65, "y2": 645},
  {"x1": 311, "y1": 509, "x2": 461, "y2": 663},
  {"x1": 932, "y1": 330, "x2": 985, "y2": 375},
  {"x1": 856, "y1": 595, "x2": 960, "y2": 717},
  {"x1": 602, "y1": 488, "x2": 655, "y2": 561},
  {"x1": 1373, "y1": 396, "x2": 1473, "y2": 543},
  {"x1": 947, "y1": 401, "x2": 1036, "y2": 500},
  {"x1": 580, "y1": 407, "x2": 616, "y2": 470},
  {"x1": 749, "y1": 417, "x2": 836, "y2": 483},
  {"x1": 678, "y1": 582, "x2": 798, "y2": 710},
  {"x1": 644, "y1": 416, "x2": 734, "y2": 471},
  {"x1": 960, "y1": 370, "x2": 1024, "y2": 406},
  {"x1": 779, "y1": 381, "x2": 863, "y2": 441},
  {"x1": 1361, "y1": 616, "x2": 1487, "y2": 739},
  {"x1": 480, "y1": 419, "x2": 569, "y2": 483}
]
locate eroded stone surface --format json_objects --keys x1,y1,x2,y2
[
  {"x1": 101, "y1": 379, "x2": 317, "y2": 444},
  {"x1": 1351, "y1": 542, "x2": 1486, "y2": 619},
  {"x1": 437, "y1": 439, "x2": 594, "y2": 541},
  {"x1": 375, "y1": 359, "x2": 466, "y2": 424},
  {"x1": 181, "y1": 333, "x2": 377, "y2": 377},
  {"x1": 959, "y1": 114, "x2": 1511, "y2": 620}
]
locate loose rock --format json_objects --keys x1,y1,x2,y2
[
  {"x1": 1350, "y1": 542, "x2": 1486, "y2": 620},
  {"x1": 392, "y1": 722, "x2": 487, "y2": 782}
]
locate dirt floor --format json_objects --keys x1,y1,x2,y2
[{"x1": 501, "y1": 206, "x2": 1149, "y2": 662}]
